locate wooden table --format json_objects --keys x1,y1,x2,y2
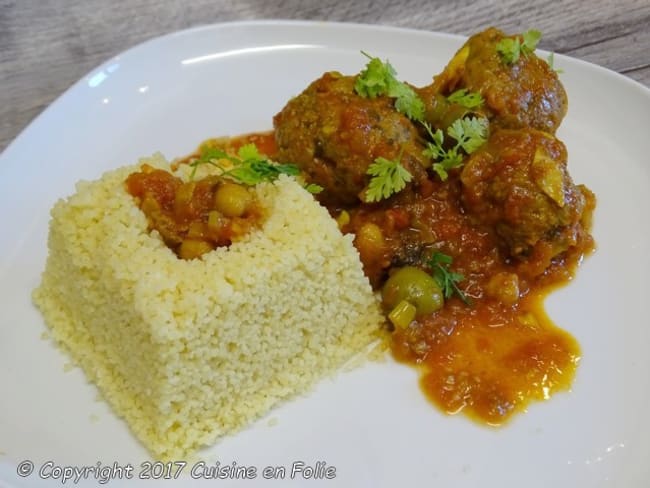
[{"x1": 1, "y1": 0, "x2": 648, "y2": 152}]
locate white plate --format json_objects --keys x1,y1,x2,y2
[{"x1": 1, "y1": 20, "x2": 649, "y2": 488}]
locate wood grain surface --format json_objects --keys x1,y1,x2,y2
[{"x1": 1, "y1": 0, "x2": 649, "y2": 152}]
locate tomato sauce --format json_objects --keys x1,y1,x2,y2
[
  {"x1": 338, "y1": 160, "x2": 595, "y2": 425},
  {"x1": 393, "y1": 292, "x2": 581, "y2": 424}
]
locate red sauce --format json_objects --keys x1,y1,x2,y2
[
  {"x1": 394, "y1": 290, "x2": 581, "y2": 424},
  {"x1": 339, "y1": 161, "x2": 595, "y2": 425}
]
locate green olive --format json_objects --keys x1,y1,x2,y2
[
  {"x1": 213, "y1": 182, "x2": 253, "y2": 218},
  {"x1": 382, "y1": 266, "x2": 444, "y2": 316}
]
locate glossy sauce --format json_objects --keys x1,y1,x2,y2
[
  {"x1": 393, "y1": 290, "x2": 581, "y2": 424},
  {"x1": 339, "y1": 160, "x2": 594, "y2": 425}
]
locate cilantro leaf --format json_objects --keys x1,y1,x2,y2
[
  {"x1": 431, "y1": 151, "x2": 463, "y2": 181},
  {"x1": 546, "y1": 52, "x2": 564, "y2": 74},
  {"x1": 273, "y1": 163, "x2": 301, "y2": 176},
  {"x1": 447, "y1": 117, "x2": 489, "y2": 154},
  {"x1": 496, "y1": 37, "x2": 522, "y2": 64},
  {"x1": 197, "y1": 147, "x2": 229, "y2": 161},
  {"x1": 189, "y1": 144, "x2": 300, "y2": 186},
  {"x1": 422, "y1": 123, "x2": 446, "y2": 159},
  {"x1": 237, "y1": 143, "x2": 263, "y2": 161},
  {"x1": 390, "y1": 82, "x2": 426, "y2": 121},
  {"x1": 365, "y1": 154, "x2": 413, "y2": 202},
  {"x1": 422, "y1": 123, "x2": 461, "y2": 180},
  {"x1": 496, "y1": 29, "x2": 542, "y2": 65},
  {"x1": 522, "y1": 29, "x2": 542, "y2": 52},
  {"x1": 189, "y1": 147, "x2": 234, "y2": 179},
  {"x1": 226, "y1": 162, "x2": 269, "y2": 185},
  {"x1": 303, "y1": 183, "x2": 324, "y2": 194},
  {"x1": 354, "y1": 52, "x2": 397, "y2": 98},
  {"x1": 428, "y1": 252, "x2": 471, "y2": 305},
  {"x1": 447, "y1": 88, "x2": 484, "y2": 109},
  {"x1": 421, "y1": 117, "x2": 488, "y2": 181},
  {"x1": 355, "y1": 52, "x2": 425, "y2": 122},
  {"x1": 227, "y1": 160, "x2": 299, "y2": 185}
]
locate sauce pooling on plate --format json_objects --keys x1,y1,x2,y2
[{"x1": 331, "y1": 130, "x2": 593, "y2": 424}]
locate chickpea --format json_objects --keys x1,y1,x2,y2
[
  {"x1": 174, "y1": 181, "x2": 196, "y2": 213},
  {"x1": 207, "y1": 210, "x2": 226, "y2": 233},
  {"x1": 178, "y1": 239, "x2": 213, "y2": 259},
  {"x1": 336, "y1": 210, "x2": 350, "y2": 229},
  {"x1": 186, "y1": 221, "x2": 207, "y2": 239},
  {"x1": 354, "y1": 222, "x2": 385, "y2": 262},
  {"x1": 485, "y1": 272, "x2": 520, "y2": 305},
  {"x1": 213, "y1": 182, "x2": 253, "y2": 218},
  {"x1": 382, "y1": 266, "x2": 444, "y2": 316}
]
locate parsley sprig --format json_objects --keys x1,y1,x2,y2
[
  {"x1": 447, "y1": 88, "x2": 484, "y2": 109},
  {"x1": 422, "y1": 116, "x2": 489, "y2": 181},
  {"x1": 189, "y1": 143, "x2": 312, "y2": 188},
  {"x1": 365, "y1": 152, "x2": 413, "y2": 203},
  {"x1": 354, "y1": 52, "x2": 426, "y2": 122},
  {"x1": 496, "y1": 29, "x2": 542, "y2": 65},
  {"x1": 428, "y1": 252, "x2": 471, "y2": 305}
]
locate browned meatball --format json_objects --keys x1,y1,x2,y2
[
  {"x1": 421, "y1": 28, "x2": 567, "y2": 134},
  {"x1": 460, "y1": 129, "x2": 590, "y2": 263},
  {"x1": 273, "y1": 71, "x2": 430, "y2": 206}
]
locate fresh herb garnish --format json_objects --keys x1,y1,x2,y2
[
  {"x1": 354, "y1": 52, "x2": 396, "y2": 98},
  {"x1": 189, "y1": 143, "x2": 299, "y2": 184},
  {"x1": 496, "y1": 29, "x2": 542, "y2": 65},
  {"x1": 355, "y1": 52, "x2": 487, "y2": 182},
  {"x1": 428, "y1": 251, "x2": 471, "y2": 305},
  {"x1": 189, "y1": 147, "x2": 230, "y2": 180},
  {"x1": 546, "y1": 52, "x2": 564, "y2": 74},
  {"x1": 365, "y1": 152, "x2": 413, "y2": 202},
  {"x1": 355, "y1": 52, "x2": 426, "y2": 122},
  {"x1": 447, "y1": 88, "x2": 484, "y2": 109},
  {"x1": 303, "y1": 183, "x2": 324, "y2": 194},
  {"x1": 392, "y1": 82, "x2": 426, "y2": 121},
  {"x1": 422, "y1": 123, "x2": 462, "y2": 180},
  {"x1": 447, "y1": 117, "x2": 489, "y2": 154},
  {"x1": 422, "y1": 116, "x2": 488, "y2": 181}
]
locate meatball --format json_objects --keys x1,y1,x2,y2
[
  {"x1": 460, "y1": 129, "x2": 590, "y2": 264},
  {"x1": 421, "y1": 28, "x2": 567, "y2": 134},
  {"x1": 273, "y1": 71, "x2": 430, "y2": 206}
]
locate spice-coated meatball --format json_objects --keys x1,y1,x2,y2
[
  {"x1": 460, "y1": 129, "x2": 591, "y2": 263},
  {"x1": 421, "y1": 27, "x2": 567, "y2": 134},
  {"x1": 273, "y1": 72, "x2": 430, "y2": 206}
]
